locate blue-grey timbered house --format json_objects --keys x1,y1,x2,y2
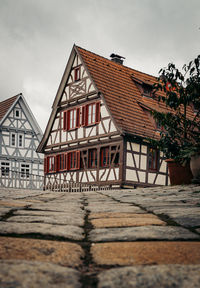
[{"x1": 0, "y1": 93, "x2": 44, "y2": 189}]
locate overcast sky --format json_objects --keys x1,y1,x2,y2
[{"x1": 0, "y1": 0, "x2": 199, "y2": 132}]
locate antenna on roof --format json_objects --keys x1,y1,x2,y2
[{"x1": 110, "y1": 53, "x2": 125, "y2": 65}]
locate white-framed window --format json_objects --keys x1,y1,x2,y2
[
  {"x1": 1, "y1": 161, "x2": 10, "y2": 176},
  {"x1": 14, "y1": 108, "x2": 21, "y2": 118},
  {"x1": 11, "y1": 133, "x2": 16, "y2": 147},
  {"x1": 21, "y1": 163, "x2": 30, "y2": 178},
  {"x1": 18, "y1": 134, "x2": 24, "y2": 148}
]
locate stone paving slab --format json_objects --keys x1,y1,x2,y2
[
  {"x1": 0, "y1": 222, "x2": 84, "y2": 240},
  {"x1": 0, "y1": 186, "x2": 200, "y2": 288},
  {"x1": 0, "y1": 236, "x2": 84, "y2": 267},
  {"x1": 86, "y1": 205, "x2": 144, "y2": 213},
  {"x1": 89, "y1": 226, "x2": 200, "y2": 242},
  {"x1": 29, "y1": 203, "x2": 84, "y2": 213},
  {"x1": 14, "y1": 209, "x2": 85, "y2": 219},
  {"x1": 173, "y1": 215, "x2": 200, "y2": 227},
  {"x1": 0, "y1": 208, "x2": 12, "y2": 217},
  {"x1": 0, "y1": 200, "x2": 33, "y2": 208},
  {"x1": 91, "y1": 217, "x2": 166, "y2": 228},
  {"x1": 98, "y1": 265, "x2": 200, "y2": 288},
  {"x1": 92, "y1": 241, "x2": 200, "y2": 265},
  {"x1": 0, "y1": 260, "x2": 81, "y2": 288},
  {"x1": 7, "y1": 215, "x2": 84, "y2": 226},
  {"x1": 89, "y1": 212, "x2": 159, "y2": 219}
]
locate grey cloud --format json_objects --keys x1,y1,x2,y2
[{"x1": 0, "y1": 0, "x2": 199, "y2": 132}]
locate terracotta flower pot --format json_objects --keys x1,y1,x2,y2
[
  {"x1": 165, "y1": 159, "x2": 193, "y2": 185},
  {"x1": 190, "y1": 154, "x2": 200, "y2": 182}
]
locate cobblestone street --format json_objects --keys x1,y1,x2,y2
[{"x1": 0, "y1": 185, "x2": 200, "y2": 287}]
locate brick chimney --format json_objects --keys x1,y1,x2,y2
[{"x1": 110, "y1": 53, "x2": 125, "y2": 65}]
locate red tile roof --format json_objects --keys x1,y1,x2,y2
[
  {"x1": 76, "y1": 46, "x2": 194, "y2": 140},
  {"x1": 0, "y1": 95, "x2": 19, "y2": 122}
]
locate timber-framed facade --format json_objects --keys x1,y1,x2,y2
[
  {"x1": 37, "y1": 45, "x2": 174, "y2": 189},
  {"x1": 0, "y1": 94, "x2": 44, "y2": 189}
]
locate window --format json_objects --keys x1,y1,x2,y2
[
  {"x1": 11, "y1": 133, "x2": 16, "y2": 147},
  {"x1": 148, "y1": 148, "x2": 158, "y2": 171},
  {"x1": 68, "y1": 151, "x2": 80, "y2": 170},
  {"x1": 47, "y1": 156, "x2": 56, "y2": 173},
  {"x1": 18, "y1": 134, "x2": 24, "y2": 147},
  {"x1": 56, "y1": 154, "x2": 67, "y2": 171},
  {"x1": 88, "y1": 149, "x2": 97, "y2": 168},
  {"x1": 15, "y1": 109, "x2": 20, "y2": 118},
  {"x1": 85, "y1": 102, "x2": 100, "y2": 126},
  {"x1": 100, "y1": 147, "x2": 109, "y2": 167},
  {"x1": 21, "y1": 164, "x2": 30, "y2": 178},
  {"x1": 63, "y1": 102, "x2": 100, "y2": 131},
  {"x1": 63, "y1": 108, "x2": 80, "y2": 131},
  {"x1": 74, "y1": 67, "x2": 80, "y2": 81},
  {"x1": 1, "y1": 162, "x2": 10, "y2": 176},
  {"x1": 142, "y1": 84, "x2": 153, "y2": 97}
]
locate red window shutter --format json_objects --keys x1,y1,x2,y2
[
  {"x1": 44, "y1": 157, "x2": 47, "y2": 174},
  {"x1": 74, "y1": 67, "x2": 80, "y2": 81},
  {"x1": 85, "y1": 104, "x2": 89, "y2": 126},
  {"x1": 67, "y1": 110, "x2": 70, "y2": 131},
  {"x1": 76, "y1": 151, "x2": 80, "y2": 169},
  {"x1": 82, "y1": 106, "x2": 86, "y2": 126},
  {"x1": 76, "y1": 108, "x2": 80, "y2": 128},
  {"x1": 63, "y1": 111, "x2": 67, "y2": 131},
  {"x1": 56, "y1": 155, "x2": 60, "y2": 172},
  {"x1": 67, "y1": 153, "x2": 71, "y2": 170},
  {"x1": 46, "y1": 157, "x2": 50, "y2": 173},
  {"x1": 95, "y1": 102, "x2": 100, "y2": 123},
  {"x1": 64, "y1": 153, "x2": 67, "y2": 170}
]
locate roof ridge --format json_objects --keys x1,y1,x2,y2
[
  {"x1": 0, "y1": 93, "x2": 22, "y2": 104},
  {"x1": 75, "y1": 45, "x2": 158, "y2": 80}
]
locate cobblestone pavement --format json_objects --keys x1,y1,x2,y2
[{"x1": 0, "y1": 185, "x2": 200, "y2": 287}]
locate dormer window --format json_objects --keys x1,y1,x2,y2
[
  {"x1": 142, "y1": 84, "x2": 153, "y2": 98},
  {"x1": 131, "y1": 76, "x2": 153, "y2": 98},
  {"x1": 74, "y1": 67, "x2": 80, "y2": 81}
]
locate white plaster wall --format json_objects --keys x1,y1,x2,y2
[
  {"x1": 98, "y1": 123, "x2": 105, "y2": 135},
  {"x1": 155, "y1": 174, "x2": 166, "y2": 185},
  {"x1": 88, "y1": 170, "x2": 96, "y2": 182},
  {"x1": 108, "y1": 169, "x2": 115, "y2": 181},
  {"x1": 77, "y1": 56, "x2": 81, "y2": 66},
  {"x1": 127, "y1": 142, "x2": 131, "y2": 151},
  {"x1": 24, "y1": 122, "x2": 31, "y2": 130},
  {"x1": 141, "y1": 145, "x2": 147, "y2": 154},
  {"x1": 126, "y1": 152, "x2": 134, "y2": 167},
  {"x1": 78, "y1": 127, "x2": 84, "y2": 138},
  {"x1": 134, "y1": 154, "x2": 140, "y2": 168},
  {"x1": 126, "y1": 169, "x2": 137, "y2": 181},
  {"x1": 140, "y1": 155, "x2": 147, "y2": 170},
  {"x1": 148, "y1": 173, "x2": 156, "y2": 184},
  {"x1": 138, "y1": 171, "x2": 146, "y2": 183},
  {"x1": 20, "y1": 150, "x2": 26, "y2": 157},
  {"x1": 25, "y1": 139, "x2": 31, "y2": 147},
  {"x1": 99, "y1": 169, "x2": 109, "y2": 181},
  {"x1": 102, "y1": 119, "x2": 110, "y2": 133},
  {"x1": 159, "y1": 161, "x2": 167, "y2": 173},
  {"x1": 132, "y1": 143, "x2": 140, "y2": 152},
  {"x1": 53, "y1": 118, "x2": 59, "y2": 130},
  {"x1": 3, "y1": 119, "x2": 10, "y2": 126},
  {"x1": 3, "y1": 135, "x2": 9, "y2": 145},
  {"x1": 110, "y1": 122, "x2": 116, "y2": 132},
  {"x1": 101, "y1": 106, "x2": 109, "y2": 118}
]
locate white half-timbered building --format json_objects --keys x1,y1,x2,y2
[
  {"x1": 0, "y1": 93, "x2": 44, "y2": 189},
  {"x1": 37, "y1": 45, "x2": 172, "y2": 189}
]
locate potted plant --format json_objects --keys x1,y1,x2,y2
[{"x1": 151, "y1": 55, "x2": 200, "y2": 185}]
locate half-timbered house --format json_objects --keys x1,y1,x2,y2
[
  {"x1": 37, "y1": 45, "x2": 173, "y2": 189},
  {"x1": 0, "y1": 93, "x2": 44, "y2": 189}
]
